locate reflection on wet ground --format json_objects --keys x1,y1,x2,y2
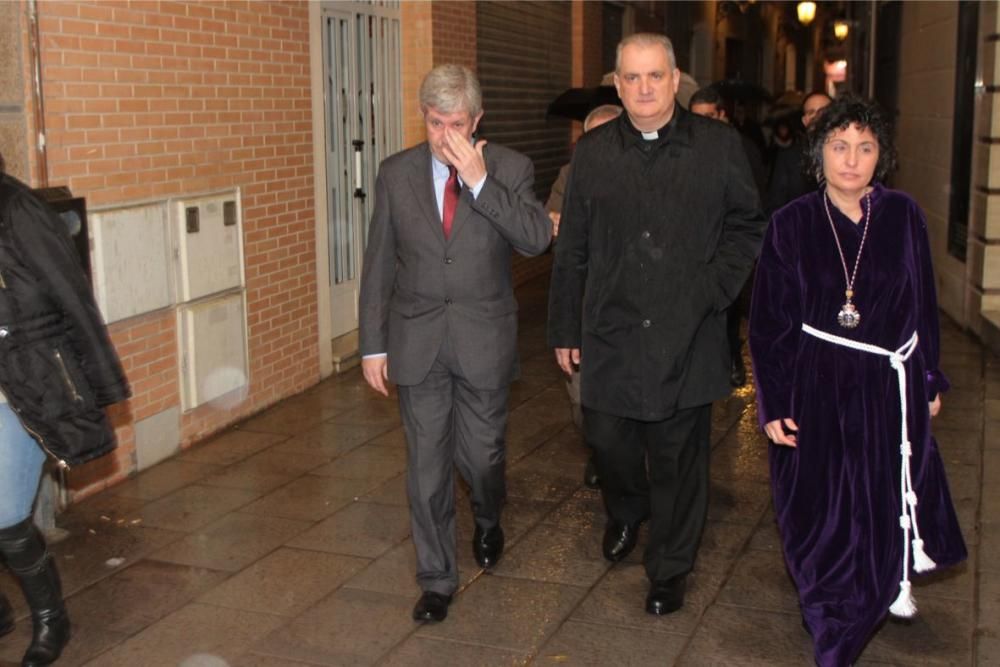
[{"x1": 1, "y1": 276, "x2": 996, "y2": 665}]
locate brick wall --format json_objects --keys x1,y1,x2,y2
[
  {"x1": 401, "y1": 2, "x2": 433, "y2": 148},
  {"x1": 570, "y1": 0, "x2": 604, "y2": 142},
  {"x1": 573, "y1": 1, "x2": 603, "y2": 88},
  {"x1": 401, "y1": 1, "x2": 477, "y2": 148},
  {"x1": 432, "y1": 2, "x2": 476, "y2": 72},
  {"x1": 33, "y1": 0, "x2": 319, "y2": 497},
  {"x1": 0, "y1": 0, "x2": 32, "y2": 182}
]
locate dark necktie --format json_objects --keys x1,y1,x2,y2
[{"x1": 442, "y1": 166, "x2": 460, "y2": 239}]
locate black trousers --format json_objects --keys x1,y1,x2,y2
[
  {"x1": 728, "y1": 274, "x2": 753, "y2": 369},
  {"x1": 727, "y1": 303, "x2": 743, "y2": 368},
  {"x1": 583, "y1": 403, "x2": 712, "y2": 583}
]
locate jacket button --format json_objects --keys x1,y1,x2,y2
[
  {"x1": 641, "y1": 231, "x2": 650, "y2": 239},
  {"x1": 642, "y1": 319, "x2": 651, "y2": 328},
  {"x1": 0, "y1": 327, "x2": 8, "y2": 338},
  {"x1": 445, "y1": 257, "x2": 454, "y2": 264}
]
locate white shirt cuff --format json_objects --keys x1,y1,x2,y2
[{"x1": 469, "y1": 175, "x2": 486, "y2": 198}]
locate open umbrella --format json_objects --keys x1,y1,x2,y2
[
  {"x1": 772, "y1": 90, "x2": 806, "y2": 108},
  {"x1": 766, "y1": 90, "x2": 807, "y2": 124},
  {"x1": 546, "y1": 86, "x2": 621, "y2": 121}
]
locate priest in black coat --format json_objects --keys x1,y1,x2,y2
[{"x1": 547, "y1": 33, "x2": 766, "y2": 615}]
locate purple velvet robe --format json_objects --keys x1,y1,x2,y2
[{"x1": 749, "y1": 185, "x2": 967, "y2": 666}]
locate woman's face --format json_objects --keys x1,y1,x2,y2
[{"x1": 822, "y1": 123, "x2": 879, "y2": 194}]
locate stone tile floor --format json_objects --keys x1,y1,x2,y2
[{"x1": 1, "y1": 275, "x2": 997, "y2": 666}]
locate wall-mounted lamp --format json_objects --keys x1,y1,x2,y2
[
  {"x1": 797, "y1": 1, "x2": 817, "y2": 26},
  {"x1": 834, "y1": 20, "x2": 850, "y2": 41}
]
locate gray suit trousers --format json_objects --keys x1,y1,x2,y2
[{"x1": 397, "y1": 335, "x2": 509, "y2": 596}]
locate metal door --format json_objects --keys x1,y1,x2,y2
[{"x1": 322, "y1": 2, "x2": 401, "y2": 339}]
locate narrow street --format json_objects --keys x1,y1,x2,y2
[{"x1": 1, "y1": 274, "x2": 995, "y2": 666}]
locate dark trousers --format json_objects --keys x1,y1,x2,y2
[
  {"x1": 728, "y1": 274, "x2": 752, "y2": 370},
  {"x1": 727, "y1": 304, "x2": 743, "y2": 368},
  {"x1": 584, "y1": 404, "x2": 712, "y2": 583},
  {"x1": 397, "y1": 337, "x2": 508, "y2": 597}
]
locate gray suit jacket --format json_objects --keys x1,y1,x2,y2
[{"x1": 359, "y1": 142, "x2": 551, "y2": 390}]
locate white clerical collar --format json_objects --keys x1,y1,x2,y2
[{"x1": 641, "y1": 130, "x2": 659, "y2": 140}]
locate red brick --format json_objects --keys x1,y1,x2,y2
[{"x1": 39, "y1": 0, "x2": 320, "y2": 501}]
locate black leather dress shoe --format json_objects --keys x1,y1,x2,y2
[
  {"x1": 602, "y1": 519, "x2": 643, "y2": 562},
  {"x1": 473, "y1": 525, "x2": 504, "y2": 569},
  {"x1": 412, "y1": 591, "x2": 452, "y2": 622},
  {"x1": 583, "y1": 457, "x2": 600, "y2": 489},
  {"x1": 646, "y1": 576, "x2": 686, "y2": 615}
]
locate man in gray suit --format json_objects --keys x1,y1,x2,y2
[{"x1": 359, "y1": 65, "x2": 551, "y2": 623}]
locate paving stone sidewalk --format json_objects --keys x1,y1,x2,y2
[{"x1": 1, "y1": 275, "x2": 996, "y2": 666}]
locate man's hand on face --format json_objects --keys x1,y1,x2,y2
[{"x1": 442, "y1": 128, "x2": 487, "y2": 187}]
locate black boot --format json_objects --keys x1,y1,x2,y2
[
  {"x1": 0, "y1": 591, "x2": 14, "y2": 637},
  {"x1": 0, "y1": 519, "x2": 71, "y2": 667}
]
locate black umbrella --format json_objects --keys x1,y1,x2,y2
[
  {"x1": 546, "y1": 86, "x2": 621, "y2": 121},
  {"x1": 709, "y1": 79, "x2": 772, "y2": 104}
]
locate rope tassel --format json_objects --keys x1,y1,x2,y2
[
  {"x1": 912, "y1": 538, "x2": 937, "y2": 573},
  {"x1": 800, "y1": 326, "x2": 937, "y2": 620},
  {"x1": 889, "y1": 581, "x2": 918, "y2": 618}
]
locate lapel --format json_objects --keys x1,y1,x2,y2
[
  {"x1": 408, "y1": 144, "x2": 446, "y2": 244},
  {"x1": 446, "y1": 144, "x2": 490, "y2": 244}
]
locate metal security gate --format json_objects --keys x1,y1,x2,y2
[
  {"x1": 476, "y1": 0, "x2": 571, "y2": 284},
  {"x1": 322, "y1": 1, "x2": 402, "y2": 339},
  {"x1": 476, "y1": 0, "x2": 572, "y2": 199}
]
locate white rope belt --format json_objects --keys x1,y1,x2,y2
[{"x1": 801, "y1": 324, "x2": 935, "y2": 618}]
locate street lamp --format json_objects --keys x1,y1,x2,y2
[
  {"x1": 797, "y1": 1, "x2": 817, "y2": 26},
  {"x1": 834, "y1": 20, "x2": 849, "y2": 40}
]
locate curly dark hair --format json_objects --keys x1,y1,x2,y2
[{"x1": 806, "y1": 95, "x2": 896, "y2": 183}]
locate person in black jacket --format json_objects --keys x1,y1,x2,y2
[
  {"x1": 546, "y1": 103, "x2": 623, "y2": 490},
  {"x1": 0, "y1": 153, "x2": 130, "y2": 666},
  {"x1": 689, "y1": 86, "x2": 766, "y2": 387},
  {"x1": 548, "y1": 34, "x2": 765, "y2": 616},
  {"x1": 764, "y1": 91, "x2": 832, "y2": 213}
]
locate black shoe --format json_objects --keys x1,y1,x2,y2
[
  {"x1": 730, "y1": 361, "x2": 747, "y2": 387},
  {"x1": 646, "y1": 576, "x2": 686, "y2": 615},
  {"x1": 473, "y1": 525, "x2": 504, "y2": 569},
  {"x1": 0, "y1": 592, "x2": 13, "y2": 638},
  {"x1": 412, "y1": 591, "x2": 452, "y2": 622},
  {"x1": 0, "y1": 518, "x2": 71, "y2": 667},
  {"x1": 602, "y1": 519, "x2": 643, "y2": 562},
  {"x1": 583, "y1": 457, "x2": 600, "y2": 489}
]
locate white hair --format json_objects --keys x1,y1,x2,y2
[
  {"x1": 419, "y1": 65, "x2": 482, "y2": 117},
  {"x1": 583, "y1": 105, "x2": 623, "y2": 132}
]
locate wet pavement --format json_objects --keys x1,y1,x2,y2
[{"x1": 1, "y1": 274, "x2": 997, "y2": 666}]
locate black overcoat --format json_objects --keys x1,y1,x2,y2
[
  {"x1": 547, "y1": 108, "x2": 766, "y2": 421},
  {"x1": 0, "y1": 174, "x2": 130, "y2": 466}
]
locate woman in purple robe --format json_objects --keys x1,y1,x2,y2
[{"x1": 749, "y1": 96, "x2": 967, "y2": 666}]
